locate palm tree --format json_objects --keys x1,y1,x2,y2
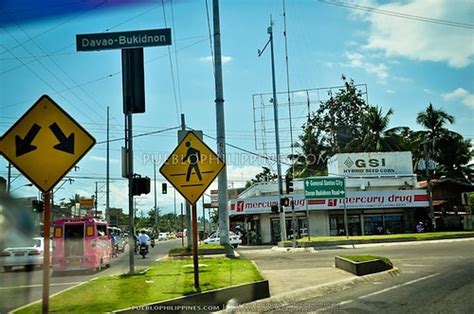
[
  {"x1": 416, "y1": 103, "x2": 455, "y2": 141},
  {"x1": 346, "y1": 106, "x2": 409, "y2": 152}
]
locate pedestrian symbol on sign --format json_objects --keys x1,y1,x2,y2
[{"x1": 183, "y1": 141, "x2": 202, "y2": 182}]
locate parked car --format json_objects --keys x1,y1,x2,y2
[
  {"x1": 176, "y1": 231, "x2": 183, "y2": 238},
  {"x1": 158, "y1": 232, "x2": 169, "y2": 241},
  {"x1": 0, "y1": 237, "x2": 47, "y2": 272},
  {"x1": 203, "y1": 231, "x2": 242, "y2": 248}
]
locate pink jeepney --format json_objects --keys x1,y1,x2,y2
[{"x1": 52, "y1": 217, "x2": 112, "y2": 272}]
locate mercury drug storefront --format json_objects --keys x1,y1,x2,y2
[{"x1": 229, "y1": 152, "x2": 429, "y2": 244}]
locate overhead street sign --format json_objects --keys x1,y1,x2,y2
[
  {"x1": 76, "y1": 28, "x2": 172, "y2": 51},
  {"x1": 304, "y1": 177, "x2": 345, "y2": 199},
  {"x1": 0, "y1": 95, "x2": 96, "y2": 192},
  {"x1": 160, "y1": 131, "x2": 225, "y2": 205}
]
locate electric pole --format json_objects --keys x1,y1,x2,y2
[{"x1": 213, "y1": 0, "x2": 230, "y2": 245}]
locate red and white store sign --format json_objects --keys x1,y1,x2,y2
[{"x1": 229, "y1": 190, "x2": 428, "y2": 215}]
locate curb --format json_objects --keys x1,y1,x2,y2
[{"x1": 221, "y1": 267, "x2": 401, "y2": 313}]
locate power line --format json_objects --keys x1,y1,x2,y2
[
  {"x1": 162, "y1": 0, "x2": 180, "y2": 123},
  {"x1": 319, "y1": 0, "x2": 474, "y2": 29},
  {"x1": 95, "y1": 126, "x2": 180, "y2": 144}
]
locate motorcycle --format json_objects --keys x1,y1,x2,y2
[
  {"x1": 150, "y1": 238, "x2": 155, "y2": 248},
  {"x1": 139, "y1": 243, "x2": 148, "y2": 259}
]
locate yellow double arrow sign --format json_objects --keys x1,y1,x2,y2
[{"x1": 0, "y1": 95, "x2": 96, "y2": 192}]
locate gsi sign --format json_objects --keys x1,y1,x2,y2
[{"x1": 328, "y1": 151, "x2": 413, "y2": 176}]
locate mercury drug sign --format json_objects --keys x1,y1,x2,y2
[{"x1": 76, "y1": 28, "x2": 171, "y2": 51}]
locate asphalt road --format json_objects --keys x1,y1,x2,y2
[
  {"x1": 238, "y1": 239, "x2": 474, "y2": 313},
  {"x1": 0, "y1": 238, "x2": 182, "y2": 313}
]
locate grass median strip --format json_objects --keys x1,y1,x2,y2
[
  {"x1": 294, "y1": 231, "x2": 474, "y2": 244},
  {"x1": 15, "y1": 257, "x2": 263, "y2": 314}
]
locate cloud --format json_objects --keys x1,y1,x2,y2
[
  {"x1": 442, "y1": 88, "x2": 474, "y2": 109},
  {"x1": 199, "y1": 55, "x2": 233, "y2": 63},
  {"x1": 361, "y1": 0, "x2": 474, "y2": 68},
  {"x1": 343, "y1": 52, "x2": 389, "y2": 80}
]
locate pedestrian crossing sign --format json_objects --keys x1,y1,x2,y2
[{"x1": 159, "y1": 131, "x2": 225, "y2": 205}]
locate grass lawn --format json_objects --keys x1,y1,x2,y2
[
  {"x1": 15, "y1": 257, "x2": 263, "y2": 314},
  {"x1": 295, "y1": 231, "x2": 474, "y2": 243},
  {"x1": 340, "y1": 255, "x2": 393, "y2": 268}
]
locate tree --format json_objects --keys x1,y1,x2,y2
[
  {"x1": 287, "y1": 120, "x2": 329, "y2": 178},
  {"x1": 346, "y1": 106, "x2": 410, "y2": 152},
  {"x1": 245, "y1": 166, "x2": 278, "y2": 188},
  {"x1": 312, "y1": 75, "x2": 368, "y2": 153}
]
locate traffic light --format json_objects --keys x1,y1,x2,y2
[
  {"x1": 271, "y1": 205, "x2": 279, "y2": 213},
  {"x1": 32, "y1": 200, "x2": 44, "y2": 213},
  {"x1": 162, "y1": 183, "x2": 167, "y2": 194},
  {"x1": 132, "y1": 176, "x2": 150, "y2": 196},
  {"x1": 285, "y1": 175, "x2": 294, "y2": 194},
  {"x1": 280, "y1": 197, "x2": 290, "y2": 207}
]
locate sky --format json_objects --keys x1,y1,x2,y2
[{"x1": 1, "y1": 0, "x2": 473, "y2": 218}]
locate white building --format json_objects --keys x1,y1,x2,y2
[{"x1": 229, "y1": 152, "x2": 428, "y2": 244}]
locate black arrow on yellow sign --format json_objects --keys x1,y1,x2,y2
[
  {"x1": 49, "y1": 122, "x2": 74, "y2": 154},
  {"x1": 15, "y1": 123, "x2": 41, "y2": 157}
]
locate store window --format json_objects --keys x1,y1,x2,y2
[
  {"x1": 329, "y1": 215, "x2": 361, "y2": 236},
  {"x1": 384, "y1": 214, "x2": 403, "y2": 234},
  {"x1": 364, "y1": 215, "x2": 383, "y2": 235}
]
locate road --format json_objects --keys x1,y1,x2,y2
[
  {"x1": 0, "y1": 238, "x2": 182, "y2": 313},
  {"x1": 238, "y1": 239, "x2": 474, "y2": 313}
]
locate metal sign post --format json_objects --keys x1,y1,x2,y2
[
  {"x1": 42, "y1": 192, "x2": 51, "y2": 314},
  {"x1": 192, "y1": 204, "x2": 199, "y2": 289}
]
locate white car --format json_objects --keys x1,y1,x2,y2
[
  {"x1": 203, "y1": 231, "x2": 242, "y2": 248},
  {"x1": 0, "y1": 237, "x2": 46, "y2": 272},
  {"x1": 158, "y1": 232, "x2": 169, "y2": 241}
]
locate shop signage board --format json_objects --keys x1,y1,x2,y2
[
  {"x1": 0, "y1": 95, "x2": 96, "y2": 192},
  {"x1": 229, "y1": 190, "x2": 429, "y2": 215},
  {"x1": 304, "y1": 177, "x2": 345, "y2": 199},
  {"x1": 160, "y1": 131, "x2": 224, "y2": 205}
]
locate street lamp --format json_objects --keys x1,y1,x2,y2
[{"x1": 9, "y1": 183, "x2": 33, "y2": 194}]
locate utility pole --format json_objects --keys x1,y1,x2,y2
[
  {"x1": 213, "y1": 0, "x2": 230, "y2": 245},
  {"x1": 106, "y1": 106, "x2": 110, "y2": 223},
  {"x1": 259, "y1": 18, "x2": 286, "y2": 241},
  {"x1": 94, "y1": 181, "x2": 98, "y2": 217},
  {"x1": 154, "y1": 159, "x2": 158, "y2": 233},
  {"x1": 424, "y1": 142, "x2": 436, "y2": 231},
  {"x1": 7, "y1": 163, "x2": 11, "y2": 195}
]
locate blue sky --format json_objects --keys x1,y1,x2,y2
[{"x1": 1, "y1": 0, "x2": 473, "y2": 217}]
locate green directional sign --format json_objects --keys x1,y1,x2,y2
[
  {"x1": 76, "y1": 28, "x2": 172, "y2": 52},
  {"x1": 304, "y1": 177, "x2": 345, "y2": 199}
]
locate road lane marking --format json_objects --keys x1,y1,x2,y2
[
  {"x1": 359, "y1": 273, "x2": 440, "y2": 299},
  {"x1": 316, "y1": 299, "x2": 353, "y2": 312},
  {"x1": 0, "y1": 282, "x2": 83, "y2": 290}
]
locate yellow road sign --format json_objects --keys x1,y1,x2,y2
[
  {"x1": 160, "y1": 131, "x2": 225, "y2": 205},
  {"x1": 0, "y1": 95, "x2": 96, "y2": 192}
]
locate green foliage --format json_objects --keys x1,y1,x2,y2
[
  {"x1": 245, "y1": 166, "x2": 278, "y2": 188},
  {"x1": 311, "y1": 75, "x2": 369, "y2": 154},
  {"x1": 346, "y1": 106, "x2": 409, "y2": 152}
]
